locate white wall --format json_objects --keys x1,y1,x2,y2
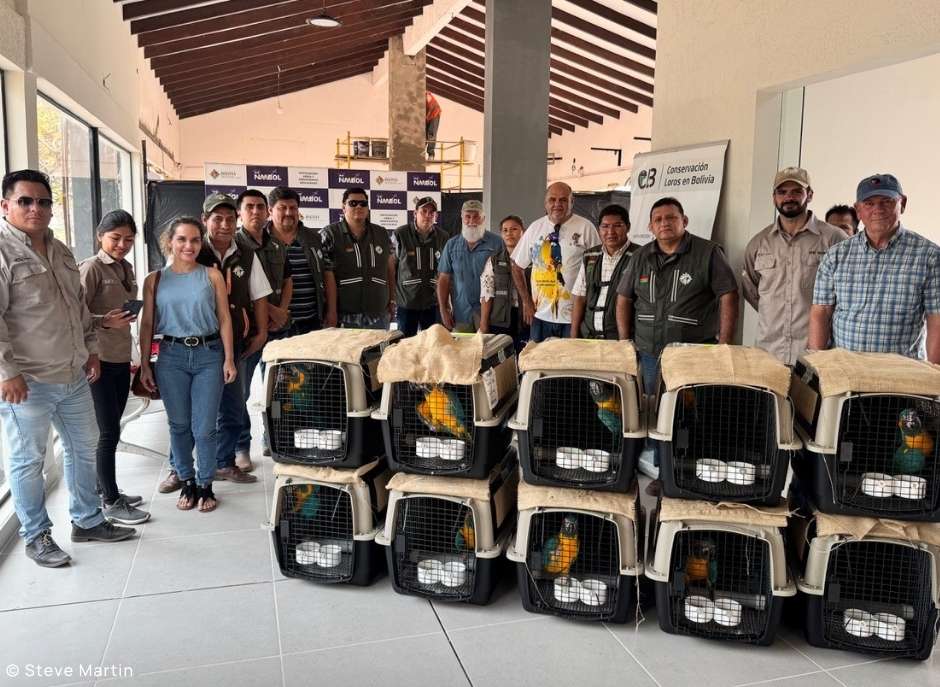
[{"x1": 801, "y1": 51, "x2": 940, "y2": 245}]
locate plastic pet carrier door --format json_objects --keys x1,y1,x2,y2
[
  {"x1": 506, "y1": 482, "x2": 643, "y2": 622},
  {"x1": 791, "y1": 351, "x2": 940, "y2": 520},
  {"x1": 270, "y1": 461, "x2": 389, "y2": 586},
  {"x1": 263, "y1": 329, "x2": 402, "y2": 468}
]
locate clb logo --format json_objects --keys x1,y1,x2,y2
[{"x1": 637, "y1": 168, "x2": 657, "y2": 189}]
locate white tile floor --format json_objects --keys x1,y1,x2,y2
[{"x1": 1, "y1": 398, "x2": 939, "y2": 687}]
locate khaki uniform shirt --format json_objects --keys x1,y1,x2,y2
[
  {"x1": 741, "y1": 212, "x2": 846, "y2": 365},
  {"x1": 0, "y1": 217, "x2": 98, "y2": 383},
  {"x1": 79, "y1": 249, "x2": 137, "y2": 364}
]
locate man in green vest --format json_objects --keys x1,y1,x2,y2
[
  {"x1": 570, "y1": 204, "x2": 639, "y2": 340},
  {"x1": 322, "y1": 187, "x2": 395, "y2": 330},
  {"x1": 615, "y1": 197, "x2": 739, "y2": 398},
  {"x1": 392, "y1": 196, "x2": 448, "y2": 336},
  {"x1": 479, "y1": 214, "x2": 528, "y2": 350}
]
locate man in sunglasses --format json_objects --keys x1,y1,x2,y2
[
  {"x1": 0, "y1": 169, "x2": 136, "y2": 568},
  {"x1": 321, "y1": 187, "x2": 395, "y2": 329}
]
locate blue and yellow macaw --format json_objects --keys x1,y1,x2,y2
[
  {"x1": 417, "y1": 385, "x2": 470, "y2": 440},
  {"x1": 895, "y1": 408, "x2": 933, "y2": 475},
  {"x1": 589, "y1": 381, "x2": 622, "y2": 435},
  {"x1": 291, "y1": 484, "x2": 320, "y2": 519},
  {"x1": 454, "y1": 511, "x2": 475, "y2": 551},
  {"x1": 543, "y1": 515, "x2": 580, "y2": 575},
  {"x1": 685, "y1": 539, "x2": 718, "y2": 599}
]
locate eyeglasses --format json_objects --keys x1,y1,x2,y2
[
  {"x1": 14, "y1": 196, "x2": 53, "y2": 209},
  {"x1": 345, "y1": 200, "x2": 368, "y2": 208}
]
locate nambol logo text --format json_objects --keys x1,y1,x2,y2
[
  {"x1": 339, "y1": 174, "x2": 366, "y2": 185},
  {"x1": 253, "y1": 172, "x2": 283, "y2": 182},
  {"x1": 412, "y1": 177, "x2": 436, "y2": 187}
]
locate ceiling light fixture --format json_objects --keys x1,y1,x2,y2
[{"x1": 307, "y1": 1, "x2": 341, "y2": 28}]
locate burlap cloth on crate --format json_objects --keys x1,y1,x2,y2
[
  {"x1": 377, "y1": 325, "x2": 484, "y2": 385},
  {"x1": 262, "y1": 328, "x2": 395, "y2": 365},
  {"x1": 517, "y1": 480, "x2": 637, "y2": 521},
  {"x1": 659, "y1": 497, "x2": 789, "y2": 528},
  {"x1": 660, "y1": 344, "x2": 790, "y2": 398},
  {"x1": 800, "y1": 349, "x2": 940, "y2": 398},
  {"x1": 814, "y1": 511, "x2": 940, "y2": 547},
  {"x1": 386, "y1": 470, "x2": 492, "y2": 501},
  {"x1": 518, "y1": 338, "x2": 638, "y2": 376},
  {"x1": 273, "y1": 459, "x2": 385, "y2": 487}
]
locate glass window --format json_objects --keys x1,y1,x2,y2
[
  {"x1": 36, "y1": 95, "x2": 95, "y2": 259},
  {"x1": 98, "y1": 136, "x2": 132, "y2": 217}
]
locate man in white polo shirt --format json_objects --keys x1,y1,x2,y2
[{"x1": 510, "y1": 182, "x2": 599, "y2": 341}]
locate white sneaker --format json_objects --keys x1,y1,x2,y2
[{"x1": 235, "y1": 450, "x2": 254, "y2": 472}]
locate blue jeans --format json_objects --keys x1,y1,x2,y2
[
  {"x1": 396, "y1": 306, "x2": 438, "y2": 337},
  {"x1": 236, "y1": 347, "x2": 263, "y2": 454},
  {"x1": 214, "y1": 342, "x2": 245, "y2": 469},
  {"x1": 0, "y1": 374, "x2": 105, "y2": 542},
  {"x1": 639, "y1": 351, "x2": 662, "y2": 467},
  {"x1": 530, "y1": 317, "x2": 570, "y2": 342},
  {"x1": 156, "y1": 340, "x2": 224, "y2": 484}
]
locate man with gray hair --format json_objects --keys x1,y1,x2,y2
[{"x1": 511, "y1": 181, "x2": 599, "y2": 341}]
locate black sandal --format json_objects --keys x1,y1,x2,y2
[
  {"x1": 177, "y1": 479, "x2": 197, "y2": 511},
  {"x1": 197, "y1": 483, "x2": 218, "y2": 513}
]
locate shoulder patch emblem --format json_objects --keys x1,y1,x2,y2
[
  {"x1": 233, "y1": 266, "x2": 245, "y2": 278},
  {"x1": 679, "y1": 272, "x2": 693, "y2": 285},
  {"x1": 375, "y1": 245, "x2": 383, "y2": 255}
]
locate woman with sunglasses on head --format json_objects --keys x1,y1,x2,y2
[
  {"x1": 79, "y1": 210, "x2": 151, "y2": 525},
  {"x1": 137, "y1": 217, "x2": 237, "y2": 513}
]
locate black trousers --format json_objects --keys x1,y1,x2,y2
[{"x1": 89, "y1": 361, "x2": 131, "y2": 503}]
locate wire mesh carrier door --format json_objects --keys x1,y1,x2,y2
[
  {"x1": 517, "y1": 510, "x2": 639, "y2": 622},
  {"x1": 656, "y1": 527, "x2": 783, "y2": 644},
  {"x1": 660, "y1": 384, "x2": 790, "y2": 504},
  {"x1": 803, "y1": 537, "x2": 939, "y2": 659},
  {"x1": 273, "y1": 478, "x2": 381, "y2": 585},
  {"x1": 804, "y1": 395, "x2": 940, "y2": 519},
  {"x1": 520, "y1": 375, "x2": 639, "y2": 492},
  {"x1": 389, "y1": 495, "x2": 482, "y2": 602}
]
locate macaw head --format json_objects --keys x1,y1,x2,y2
[
  {"x1": 899, "y1": 408, "x2": 923, "y2": 435},
  {"x1": 692, "y1": 538, "x2": 716, "y2": 559},
  {"x1": 561, "y1": 514, "x2": 578, "y2": 537},
  {"x1": 588, "y1": 380, "x2": 612, "y2": 402}
]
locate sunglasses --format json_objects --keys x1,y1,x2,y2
[
  {"x1": 345, "y1": 200, "x2": 368, "y2": 208},
  {"x1": 14, "y1": 196, "x2": 53, "y2": 209}
]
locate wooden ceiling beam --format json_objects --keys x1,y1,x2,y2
[
  {"x1": 172, "y1": 56, "x2": 379, "y2": 110},
  {"x1": 426, "y1": 44, "x2": 483, "y2": 78},
  {"x1": 565, "y1": 0, "x2": 656, "y2": 40},
  {"x1": 550, "y1": 27, "x2": 654, "y2": 78},
  {"x1": 551, "y1": 46, "x2": 653, "y2": 94},
  {"x1": 426, "y1": 60, "x2": 483, "y2": 90},
  {"x1": 177, "y1": 64, "x2": 374, "y2": 118},
  {"x1": 550, "y1": 58, "x2": 652, "y2": 107},
  {"x1": 145, "y1": 2, "x2": 422, "y2": 59},
  {"x1": 549, "y1": 105, "x2": 588, "y2": 129},
  {"x1": 551, "y1": 7, "x2": 654, "y2": 61},
  {"x1": 549, "y1": 71, "x2": 639, "y2": 113},
  {"x1": 438, "y1": 26, "x2": 484, "y2": 55},
  {"x1": 550, "y1": 84, "x2": 619, "y2": 118},
  {"x1": 449, "y1": 15, "x2": 484, "y2": 41},
  {"x1": 428, "y1": 35, "x2": 483, "y2": 66},
  {"x1": 151, "y1": 17, "x2": 408, "y2": 73},
  {"x1": 123, "y1": 0, "x2": 231, "y2": 22},
  {"x1": 160, "y1": 43, "x2": 384, "y2": 91},
  {"x1": 130, "y1": 0, "x2": 357, "y2": 33},
  {"x1": 548, "y1": 96, "x2": 600, "y2": 126}
]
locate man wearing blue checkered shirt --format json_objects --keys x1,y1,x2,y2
[{"x1": 808, "y1": 174, "x2": 940, "y2": 362}]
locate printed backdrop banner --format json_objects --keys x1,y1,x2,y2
[
  {"x1": 627, "y1": 141, "x2": 729, "y2": 245},
  {"x1": 204, "y1": 163, "x2": 442, "y2": 231}
]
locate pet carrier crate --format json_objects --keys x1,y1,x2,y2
[
  {"x1": 509, "y1": 339, "x2": 645, "y2": 492},
  {"x1": 646, "y1": 497, "x2": 795, "y2": 645},
  {"x1": 374, "y1": 327, "x2": 518, "y2": 478},
  {"x1": 648, "y1": 344, "x2": 801, "y2": 505},
  {"x1": 795, "y1": 512, "x2": 940, "y2": 660},
  {"x1": 375, "y1": 449, "x2": 518, "y2": 604},
  {"x1": 263, "y1": 329, "x2": 403, "y2": 468},
  {"x1": 506, "y1": 480, "x2": 644, "y2": 622},
  {"x1": 269, "y1": 460, "x2": 390, "y2": 585},
  {"x1": 791, "y1": 350, "x2": 940, "y2": 521}
]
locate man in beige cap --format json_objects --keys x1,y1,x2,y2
[{"x1": 741, "y1": 167, "x2": 846, "y2": 364}]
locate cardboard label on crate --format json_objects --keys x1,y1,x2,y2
[
  {"x1": 789, "y1": 372, "x2": 818, "y2": 425},
  {"x1": 492, "y1": 468, "x2": 518, "y2": 528},
  {"x1": 482, "y1": 369, "x2": 499, "y2": 410},
  {"x1": 373, "y1": 469, "x2": 390, "y2": 513},
  {"x1": 493, "y1": 357, "x2": 518, "y2": 405}
]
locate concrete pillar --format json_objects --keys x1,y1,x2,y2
[
  {"x1": 4, "y1": 70, "x2": 39, "y2": 170},
  {"x1": 483, "y1": 0, "x2": 551, "y2": 226},
  {"x1": 387, "y1": 35, "x2": 427, "y2": 171}
]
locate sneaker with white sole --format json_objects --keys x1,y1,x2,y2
[{"x1": 103, "y1": 496, "x2": 151, "y2": 525}]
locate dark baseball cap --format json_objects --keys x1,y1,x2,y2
[
  {"x1": 414, "y1": 196, "x2": 438, "y2": 211},
  {"x1": 203, "y1": 192, "x2": 238, "y2": 214},
  {"x1": 856, "y1": 174, "x2": 903, "y2": 202}
]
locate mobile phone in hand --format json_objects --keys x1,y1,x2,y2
[{"x1": 122, "y1": 299, "x2": 144, "y2": 316}]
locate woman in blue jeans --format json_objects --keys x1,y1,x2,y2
[{"x1": 138, "y1": 217, "x2": 236, "y2": 512}]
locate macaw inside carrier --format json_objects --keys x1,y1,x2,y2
[
  {"x1": 270, "y1": 460, "x2": 390, "y2": 585},
  {"x1": 510, "y1": 339, "x2": 645, "y2": 492},
  {"x1": 649, "y1": 344, "x2": 801, "y2": 504},
  {"x1": 374, "y1": 327, "x2": 518, "y2": 478},
  {"x1": 646, "y1": 498, "x2": 795, "y2": 645},
  {"x1": 506, "y1": 480, "x2": 644, "y2": 622},
  {"x1": 794, "y1": 512, "x2": 940, "y2": 660},
  {"x1": 790, "y1": 350, "x2": 940, "y2": 520},
  {"x1": 263, "y1": 329, "x2": 402, "y2": 468},
  {"x1": 376, "y1": 450, "x2": 518, "y2": 605}
]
